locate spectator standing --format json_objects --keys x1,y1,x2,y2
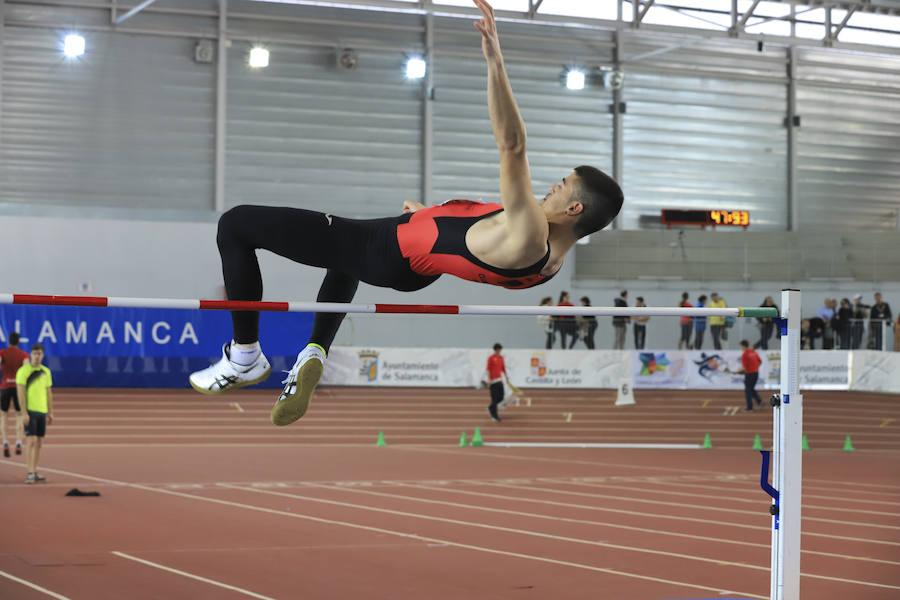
[
  {"x1": 851, "y1": 294, "x2": 869, "y2": 349},
  {"x1": 1, "y1": 333, "x2": 29, "y2": 458},
  {"x1": 612, "y1": 290, "x2": 629, "y2": 350},
  {"x1": 17, "y1": 344, "x2": 53, "y2": 484},
  {"x1": 694, "y1": 295, "x2": 708, "y2": 350},
  {"x1": 800, "y1": 319, "x2": 812, "y2": 350},
  {"x1": 753, "y1": 296, "x2": 778, "y2": 350},
  {"x1": 834, "y1": 298, "x2": 853, "y2": 349},
  {"x1": 537, "y1": 297, "x2": 555, "y2": 349},
  {"x1": 633, "y1": 297, "x2": 649, "y2": 349},
  {"x1": 869, "y1": 293, "x2": 892, "y2": 351},
  {"x1": 736, "y1": 340, "x2": 762, "y2": 411},
  {"x1": 817, "y1": 298, "x2": 836, "y2": 349},
  {"x1": 708, "y1": 293, "x2": 727, "y2": 350},
  {"x1": 556, "y1": 291, "x2": 576, "y2": 349},
  {"x1": 678, "y1": 292, "x2": 692, "y2": 349},
  {"x1": 577, "y1": 297, "x2": 598, "y2": 350},
  {"x1": 894, "y1": 315, "x2": 900, "y2": 352},
  {"x1": 807, "y1": 317, "x2": 825, "y2": 349}
]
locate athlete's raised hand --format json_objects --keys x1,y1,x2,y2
[{"x1": 473, "y1": 0, "x2": 501, "y2": 62}]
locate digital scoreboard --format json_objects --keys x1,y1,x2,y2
[{"x1": 660, "y1": 209, "x2": 750, "y2": 228}]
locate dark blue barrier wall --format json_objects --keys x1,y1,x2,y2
[{"x1": 0, "y1": 305, "x2": 313, "y2": 388}]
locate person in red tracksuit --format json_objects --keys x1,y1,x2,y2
[
  {"x1": 485, "y1": 343, "x2": 510, "y2": 423},
  {"x1": 737, "y1": 340, "x2": 763, "y2": 412}
]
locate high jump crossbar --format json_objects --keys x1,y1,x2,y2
[
  {"x1": 0, "y1": 290, "x2": 801, "y2": 600},
  {"x1": 0, "y1": 293, "x2": 777, "y2": 318}
]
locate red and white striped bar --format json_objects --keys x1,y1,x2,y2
[{"x1": 0, "y1": 293, "x2": 775, "y2": 318}]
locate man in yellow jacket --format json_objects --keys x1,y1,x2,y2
[
  {"x1": 16, "y1": 344, "x2": 53, "y2": 484},
  {"x1": 708, "y1": 293, "x2": 728, "y2": 350}
]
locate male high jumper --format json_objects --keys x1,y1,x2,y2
[{"x1": 190, "y1": 0, "x2": 624, "y2": 426}]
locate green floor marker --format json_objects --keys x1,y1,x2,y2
[{"x1": 471, "y1": 427, "x2": 484, "y2": 447}]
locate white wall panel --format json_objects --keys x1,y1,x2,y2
[
  {"x1": 1, "y1": 25, "x2": 215, "y2": 210},
  {"x1": 432, "y1": 18, "x2": 614, "y2": 205},
  {"x1": 796, "y1": 48, "x2": 900, "y2": 231},
  {"x1": 620, "y1": 37, "x2": 788, "y2": 230},
  {"x1": 225, "y1": 45, "x2": 423, "y2": 215}
]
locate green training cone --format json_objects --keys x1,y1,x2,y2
[
  {"x1": 701, "y1": 433, "x2": 712, "y2": 449},
  {"x1": 459, "y1": 432, "x2": 467, "y2": 447},
  {"x1": 843, "y1": 435, "x2": 855, "y2": 452},
  {"x1": 802, "y1": 434, "x2": 810, "y2": 451},
  {"x1": 376, "y1": 431, "x2": 386, "y2": 447},
  {"x1": 752, "y1": 434, "x2": 763, "y2": 450},
  {"x1": 471, "y1": 427, "x2": 484, "y2": 447}
]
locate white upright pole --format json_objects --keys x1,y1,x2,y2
[{"x1": 773, "y1": 289, "x2": 803, "y2": 600}]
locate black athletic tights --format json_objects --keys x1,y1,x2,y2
[{"x1": 217, "y1": 205, "x2": 438, "y2": 352}]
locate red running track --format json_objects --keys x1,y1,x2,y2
[{"x1": 0, "y1": 388, "x2": 898, "y2": 600}]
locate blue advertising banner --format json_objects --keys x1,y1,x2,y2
[{"x1": 0, "y1": 306, "x2": 313, "y2": 388}]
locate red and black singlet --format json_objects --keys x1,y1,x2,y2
[{"x1": 396, "y1": 200, "x2": 555, "y2": 290}]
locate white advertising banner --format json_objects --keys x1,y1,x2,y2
[
  {"x1": 470, "y1": 349, "x2": 629, "y2": 389},
  {"x1": 321, "y1": 346, "x2": 856, "y2": 392},
  {"x1": 632, "y1": 350, "x2": 778, "y2": 390},
  {"x1": 321, "y1": 347, "x2": 472, "y2": 387},
  {"x1": 632, "y1": 349, "x2": 848, "y2": 391},
  {"x1": 321, "y1": 347, "x2": 630, "y2": 388},
  {"x1": 798, "y1": 351, "x2": 850, "y2": 390},
  {"x1": 850, "y1": 351, "x2": 900, "y2": 392}
]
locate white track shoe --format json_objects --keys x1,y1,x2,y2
[
  {"x1": 189, "y1": 342, "x2": 271, "y2": 395},
  {"x1": 270, "y1": 345, "x2": 325, "y2": 426}
]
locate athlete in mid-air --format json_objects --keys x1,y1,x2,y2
[{"x1": 189, "y1": 0, "x2": 624, "y2": 425}]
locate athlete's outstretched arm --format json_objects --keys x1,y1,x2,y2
[{"x1": 473, "y1": 0, "x2": 546, "y2": 242}]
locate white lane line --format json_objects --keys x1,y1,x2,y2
[
  {"x1": 559, "y1": 480, "x2": 900, "y2": 517},
  {"x1": 219, "y1": 483, "x2": 900, "y2": 591},
  {"x1": 219, "y1": 483, "x2": 774, "y2": 572},
  {"x1": 8, "y1": 464, "x2": 764, "y2": 600},
  {"x1": 482, "y1": 443, "x2": 704, "y2": 449},
  {"x1": 310, "y1": 480, "x2": 772, "y2": 548},
  {"x1": 473, "y1": 480, "x2": 900, "y2": 531},
  {"x1": 576, "y1": 477, "x2": 900, "y2": 508},
  {"x1": 213, "y1": 483, "x2": 764, "y2": 600},
  {"x1": 805, "y1": 478, "x2": 900, "y2": 491},
  {"x1": 397, "y1": 445, "x2": 746, "y2": 476},
  {"x1": 110, "y1": 552, "x2": 276, "y2": 600},
  {"x1": 398, "y1": 482, "x2": 900, "y2": 562},
  {"x1": 0, "y1": 569, "x2": 71, "y2": 599}
]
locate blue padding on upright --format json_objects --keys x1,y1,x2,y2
[
  {"x1": 759, "y1": 450, "x2": 779, "y2": 502},
  {"x1": 775, "y1": 317, "x2": 787, "y2": 336},
  {"x1": 759, "y1": 449, "x2": 780, "y2": 530}
]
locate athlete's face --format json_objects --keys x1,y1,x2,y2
[
  {"x1": 540, "y1": 172, "x2": 583, "y2": 222},
  {"x1": 30, "y1": 348, "x2": 44, "y2": 366}
]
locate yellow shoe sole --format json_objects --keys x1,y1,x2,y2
[
  {"x1": 189, "y1": 367, "x2": 271, "y2": 396},
  {"x1": 270, "y1": 359, "x2": 322, "y2": 426}
]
